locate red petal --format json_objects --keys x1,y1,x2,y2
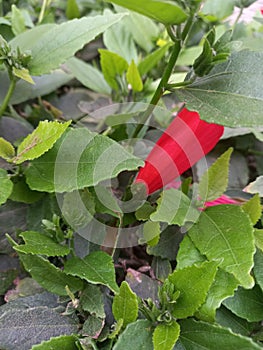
[{"x1": 135, "y1": 108, "x2": 224, "y2": 194}]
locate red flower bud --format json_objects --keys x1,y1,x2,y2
[{"x1": 135, "y1": 108, "x2": 224, "y2": 194}]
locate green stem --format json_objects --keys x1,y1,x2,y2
[
  {"x1": 0, "y1": 71, "x2": 16, "y2": 118},
  {"x1": 38, "y1": 0, "x2": 50, "y2": 24},
  {"x1": 232, "y1": 7, "x2": 244, "y2": 35},
  {"x1": 131, "y1": 11, "x2": 196, "y2": 139}
]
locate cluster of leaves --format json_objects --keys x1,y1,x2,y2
[{"x1": 0, "y1": 0, "x2": 263, "y2": 349}]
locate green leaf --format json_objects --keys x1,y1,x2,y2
[
  {"x1": 79, "y1": 284, "x2": 105, "y2": 318},
  {"x1": 82, "y1": 315, "x2": 104, "y2": 338},
  {"x1": 197, "y1": 268, "x2": 239, "y2": 322},
  {"x1": 242, "y1": 194, "x2": 262, "y2": 225},
  {"x1": 106, "y1": 0, "x2": 187, "y2": 25},
  {"x1": 153, "y1": 321, "x2": 180, "y2": 350},
  {"x1": 201, "y1": 0, "x2": 235, "y2": 20},
  {"x1": 126, "y1": 60, "x2": 143, "y2": 92},
  {"x1": 177, "y1": 318, "x2": 262, "y2": 350},
  {"x1": 18, "y1": 254, "x2": 83, "y2": 296},
  {"x1": 168, "y1": 260, "x2": 219, "y2": 318},
  {"x1": 244, "y1": 176, "x2": 263, "y2": 196},
  {"x1": 66, "y1": 57, "x2": 111, "y2": 95},
  {"x1": 31, "y1": 335, "x2": 79, "y2": 350},
  {"x1": 99, "y1": 49, "x2": 129, "y2": 90},
  {"x1": 0, "y1": 306, "x2": 78, "y2": 350},
  {"x1": 198, "y1": 148, "x2": 233, "y2": 202},
  {"x1": 14, "y1": 231, "x2": 70, "y2": 256},
  {"x1": 254, "y1": 229, "x2": 263, "y2": 251},
  {"x1": 12, "y1": 120, "x2": 71, "y2": 164},
  {"x1": 8, "y1": 176, "x2": 43, "y2": 204},
  {"x1": 12, "y1": 67, "x2": 34, "y2": 85},
  {"x1": 11, "y1": 4, "x2": 26, "y2": 35},
  {"x1": 25, "y1": 128, "x2": 143, "y2": 193},
  {"x1": 151, "y1": 257, "x2": 172, "y2": 282},
  {"x1": 28, "y1": 13, "x2": 126, "y2": 75},
  {"x1": 103, "y1": 10, "x2": 138, "y2": 63},
  {"x1": 223, "y1": 285, "x2": 263, "y2": 322},
  {"x1": 138, "y1": 43, "x2": 171, "y2": 76},
  {"x1": 176, "y1": 235, "x2": 206, "y2": 270},
  {"x1": 0, "y1": 169, "x2": 13, "y2": 205},
  {"x1": 66, "y1": 0, "x2": 80, "y2": 19},
  {"x1": 142, "y1": 221, "x2": 160, "y2": 247},
  {"x1": 254, "y1": 249, "x2": 263, "y2": 292},
  {"x1": 0, "y1": 137, "x2": 15, "y2": 160},
  {"x1": 112, "y1": 281, "x2": 138, "y2": 328},
  {"x1": 150, "y1": 189, "x2": 199, "y2": 226},
  {"x1": 64, "y1": 251, "x2": 119, "y2": 293},
  {"x1": 176, "y1": 51, "x2": 263, "y2": 127},
  {"x1": 113, "y1": 320, "x2": 153, "y2": 350},
  {"x1": 189, "y1": 205, "x2": 255, "y2": 289}
]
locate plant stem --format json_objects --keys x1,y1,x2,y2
[
  {"x1": 0, "y1": 71, "x2": 16, "y2": 118},
  {"x1": 38, "y1": 0, "x2": 50, "y2": 24},
  {"x1": 131, "y1": 11, "x2": 196, "y2": 139},
  {"x1": 232, "y1": 7, "x2": 244, "y2": 35}
]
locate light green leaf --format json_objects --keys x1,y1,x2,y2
[
  {"x1": 11, "y1": 4, "x2": 26, "y2": 35},
  {"x1": 66, "y1": 0, "x2": 80, "y2": 19},
  {"x1": 12, "y1": 120, "x2": 71, "y2": 164},
  {"x1": 126, "y1": 60, "x2": 143, "y2": 91},
  {"x1": 223, "y1": 284, "x2": 263, "y2": 322},
  {"x1": 25, "y1": 128, "x2": 143, "y2": 193},
  {"x1": 153, "y1": 321, "x2": 180, "y2": 350},
  {"x1": 178, "y1": 318, "x2": 262, "y2": 350},
  {"x1": 201, "y1": 0, "x2": 235, "y2": 20},
  {"x1": 168, "y1": 260, "x2": 219, "y2": 318},
  {"x1": 106, "y1": 0, "x2": 187, "y2": 25},
  {"x1": 79, "y1": 284, "x2": 105, "y2": 318},
  {"x1": 113, "y1": 320, "x2": 153, "y2": 350},
  {"x1": 66, "y1": 57, "x2": 111, "y2": 95},
  {"x1": 254, "y1": 249, "x2": 263, "y2": 292},
  {"x1": 176, "y1": 51, "x2": 263, "y2": 127},
  {"x1": 197, "y1": 268, "x2": 239, "y2": 322},
  {"x1": 242, "y1": 194, "x2": 262, "y2": 225},
  {"x1": 138, "y1": 43, "x2": 171, "y2": 76},
  {"x1": 142, "y1": 221, "x2": 160, "y2": 246},
  {"x1": 12, "y1": 67, "x2": 34, "y2": 85},
  {"x1": 254, "y1": 229, "x2": 263, "y2": 251},
  {"x1": 0, "y1": 169, "x2": 13, "y2": 205},
  {"x1": 0, "y1": 137, "x2": 15, "y2": 159},
  {"x1": 244, "y1": 176, "x2": 263, "y2": 196},
  {"x1": 198, "y1": 148, "x2": 233, "y2": 202},
  {"x1": 32, "y1": 335, "x2": 78, "y2": 350},
  {"x1": 18, "y1": 254, "x2": 83, "y2": 296},
  {"x1": 112, "y1": 281, "x2": 138, "y2": 328},
  {"x1": 14, "y1": 231, "x2": 70, "y2": 256},
  {"x1": 103, "y1": 10, "x2": 138, "y2": 63},
  {"x1": 28, "y1": 13, "x2": 127, "y2": 75},
  {"x1": 99, "y1": 49, "x2": 129, "y2": 90},
  {"x1": 150, "y1": 189, "x2": 199, "y2": 226},
  {"x1": 64, "y1": 251, "x2": 119, "y2": 293},
  {"x1": 189, "y1": 205, "x2": 255, "y2": 288}
]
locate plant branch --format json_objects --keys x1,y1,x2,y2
[{"x1": 0, "y1": 70, "x2": 17, "y2": 118}]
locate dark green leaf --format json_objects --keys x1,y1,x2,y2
[
  {"x1": 19, "y1": 254, "x2": 83, "y2": 296},
  {"x1": 66, "y1": 0, "x2": 80, "y2": 19},
  {"x1": 64, "y1": 251, "x2": 119, "y2": 293},
  {"x1": 106, "y1": 0, "x2": 187, "y2": 25},
  {"x1": 189, "y1": 206, "x2": 255, "y2": 288},
  {"x1": 14, "y1": 231, "x2": 70, "y2": 256},
  {"x1": 82, "y1": 315, "x2": 104, "y2": 338},
  {"x1": 138, "y1": 44, "x2": 171, "y2": 76},
  {"x1": 113, "y1": 320, "x2": 153, "y2": 350},
  {"x1": 177, "y1": 318, "x2": 262, "y2": 350},
  {"x1": 254, "y1": 249, "x2": 263, "y2": 292},
  {"x1": 223, "y1": 285, "x2": 263, "y2": 322},
  {"x1": 79, "y1": 284, "x2": 105, "y2": 318},
  {"x1": 176, "y1": 51, "x2": 263, "y2": 127}
]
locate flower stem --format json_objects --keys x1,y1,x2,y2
[{"x1": 0, "y1": 71, "x2": 16, "y2": 118}]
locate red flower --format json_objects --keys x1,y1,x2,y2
[
  {"x1": 261, "y1": 8, "x2": 263, "y2": 15},
  {"x1": 204, "y1": 195, "x2": 240, "y2": 208},
  {"x1": 135, "y1": 108, "x2": 224, "y2": 194}
]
